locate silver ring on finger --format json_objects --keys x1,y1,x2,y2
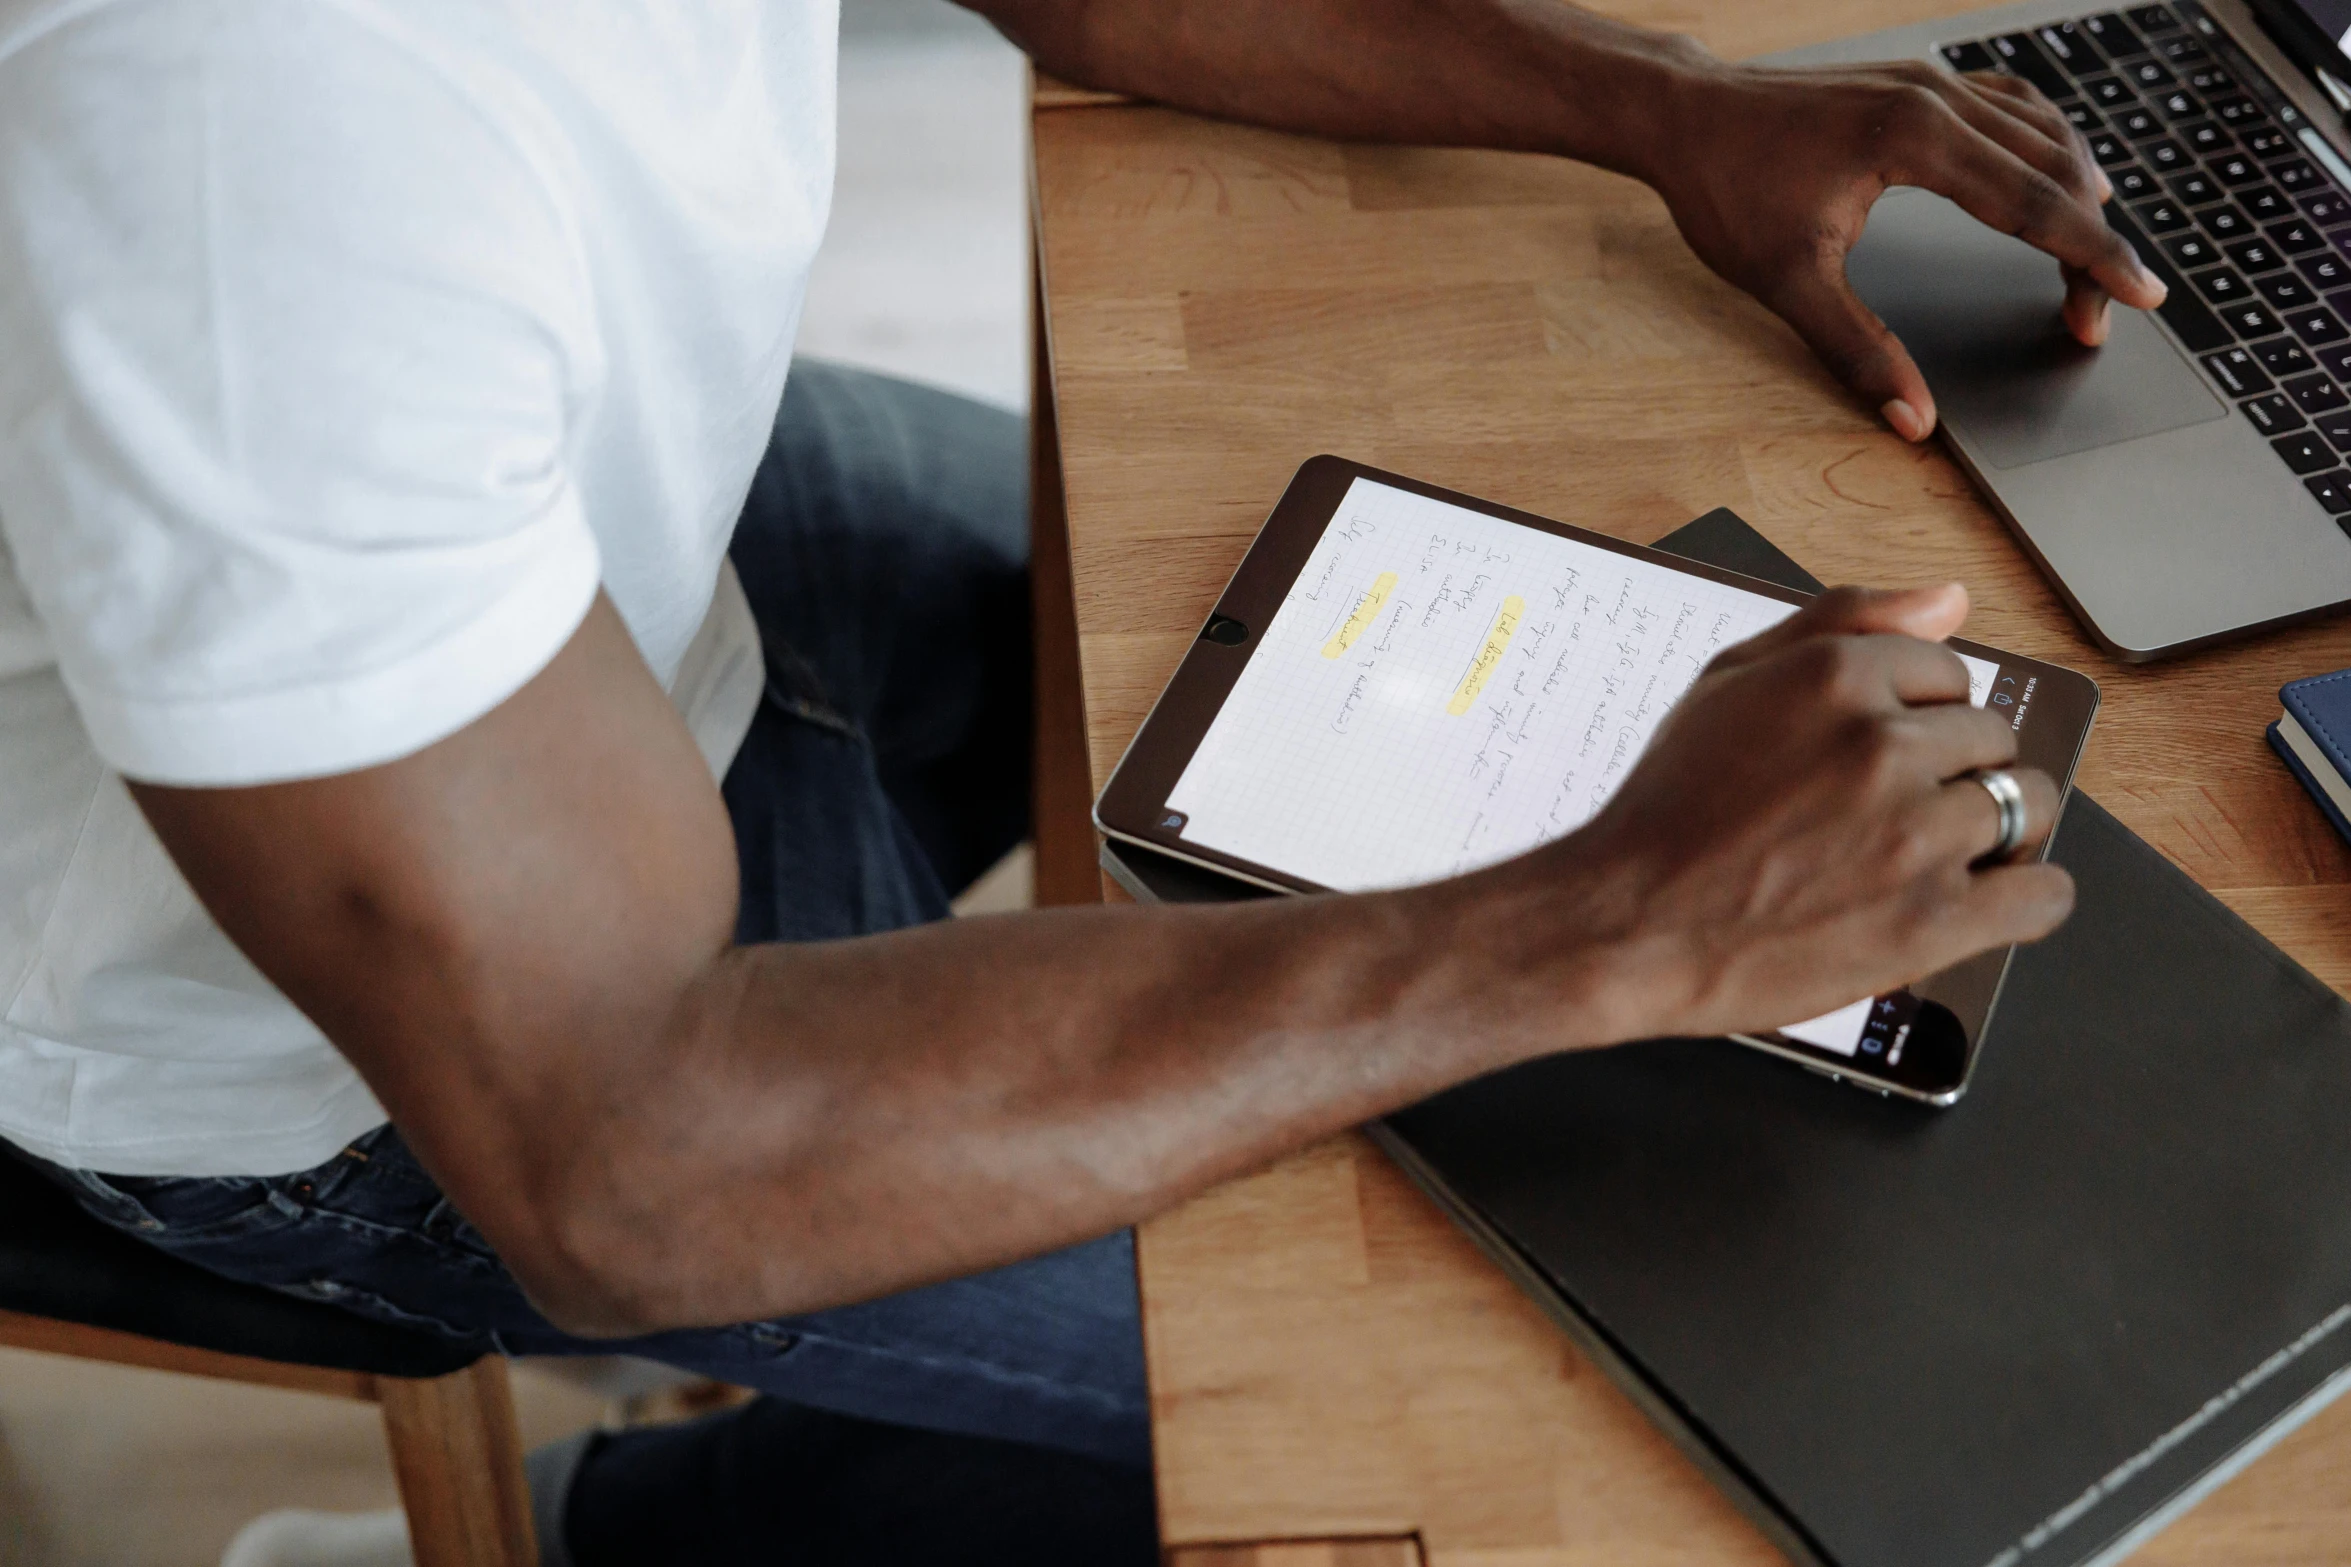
[{"x1": 1974, "y1": 768, "x2": 2029, "y2": 861}]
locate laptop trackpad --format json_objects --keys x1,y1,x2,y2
[{"x1": 1848, "y1": 190, "x2": 2225, "y2": 469}]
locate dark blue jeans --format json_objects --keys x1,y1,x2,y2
[{"x1": 14, "y1": 363, "x2": 1154, "y2": 1561}]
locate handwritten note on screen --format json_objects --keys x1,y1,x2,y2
[{"x1": 1165, "y1": 479, "x2": 1996, "y2": 1051}]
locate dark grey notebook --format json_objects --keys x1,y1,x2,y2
[{"x1": 1103, "y1": 508, "x2": 2351, "y2": 1567}]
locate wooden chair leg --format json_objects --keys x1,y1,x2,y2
[{"x1": 378, "y1": 1358, "x2": 537, "y2": 1567}]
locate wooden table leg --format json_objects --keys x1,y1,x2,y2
[
  {"x1": 1029, "y1": 223, "x2": 1101, "y2": 908},
  {"x1": 378, "y1": 1359, "x2": 536, "y2": 1567}
]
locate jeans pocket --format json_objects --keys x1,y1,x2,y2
[
  {"x1": 112, "y1": 1175, "x2": 310, "y2": 1245},
  {"x1": 53, "y1": 1167, "x2": 171, "y2": 1234}
]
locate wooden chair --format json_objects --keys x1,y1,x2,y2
[{"x1": 0, "y1": 1154, "x2": 536, "y2": 1567}]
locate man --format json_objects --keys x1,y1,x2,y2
[{"x1": 0, "y1": 0, "x2": 2150, "y2": 1558}]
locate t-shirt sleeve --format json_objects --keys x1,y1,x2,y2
[{"x1": 0, "y1": 1, "x2": 605, "y2": 786}]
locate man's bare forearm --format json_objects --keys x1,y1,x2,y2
[
  {"x1": 536, "y1": 867, "x2": 1645, "y2": 1334},
  {"x1": 974, "y1": 0, "x2": 1706, "y2": 183},
  {"x1": 136, "y1": 599, "x2": 1648, "y2": 1338},
  {"x1": 140, "y1": 593, "x2": 2073, "y2": 1344}
]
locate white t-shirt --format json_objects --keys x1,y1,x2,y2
[{"x1": 0, "y1": 0, "x2": 836, "y2": 1176}]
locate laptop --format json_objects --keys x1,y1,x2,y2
[{"x1": 1780, "y1": 1, "x2": 2351, "y2": 659}]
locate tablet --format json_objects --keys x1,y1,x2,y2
[{"x1": 1095, "y1": 457, "x2": 2100, "y2": 1104}]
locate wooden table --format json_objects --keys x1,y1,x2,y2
[{"x1": 1026, "y1": 5, "x2": 2351, "y2": 1560}]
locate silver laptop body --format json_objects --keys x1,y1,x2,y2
[{"x1": 1775, "y1": 0, "x2": 2351, "y2": 659}]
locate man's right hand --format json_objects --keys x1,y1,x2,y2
[{"x1": 1451, "y1": 584, "x2": 2074, "y2": 1049}]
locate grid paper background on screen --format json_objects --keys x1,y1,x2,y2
[{"x1": 1165, "y1": 478, "x2": 1997, "y2": 1053}]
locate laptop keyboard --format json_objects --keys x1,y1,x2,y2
[{"x1": 1940, "y1": 4, "x2": 2351, "y2": 521}]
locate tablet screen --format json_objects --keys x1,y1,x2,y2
[{"x1": 1161, "y1": 476, "x2": 1999, "y2": 1055}]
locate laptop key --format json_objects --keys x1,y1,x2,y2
[
  {"x1": 2316, "y1": 342, "x2": 2351, "y2": 379},
  {"x1": 2086, "y1": 13, "x2": 2148, "y2": 58},
  {"x1": 2272, "y1": 219, "x2": 2328, "y2": 254},
  {"x1": 2224, "y1": 235, "x2": 2284, "y2": 273},
  {"x1": 2214, "y1": 152, "x2": 2264, "y2": 186},
  {"x1": 1941, "y1": 41, "x2": 2000, "y2": 74},
  {"x1": 2224, "y1": 299, "x2": 2285, "y2": 337},
  {"x1": 2254, "y1": 337, "x2": 2316, "y2": 378},
  {"x1": 2086, "y1": 75, "x2": 2138, "y2": 109},
  {"x1": 2154, "y1": 88, "x2": 2202, "y2": 122},
  {"x1": 2202, "y1": 203, "x2": 2253, "y2": 240},
  {"x1": 2238, "y1": 338, "x2": 2313, "y2": 380},
  {"x1": 2316, "y1": 411, "x2": 2351, "y2": 451},
  {"x1": 2214, "y1": 96, "x2": 2270, "y2": 129},
  {"x1": 2040, "y1": 24, "x2": 2103, "y2": 76},
  {"x1": 2192, "y1": 266, "x2": 2253, "y2": 304},
  {"x1": 2134, "y1": 197, "x2": 2192, "y2": 233},
  {"x1": 2144, "y1": 139, "x2": 2189, "y2": 173},
  {"x1": 2116, "y1": 106, "x2": 2163, "y2": 140},
  {"x1": 2285, "y1": 372, "x2": 2349, "y2": 413},
  {"x1": 2290, "y1": 306, "x2": 2351, "y2": 345},
  {"x1": 2128, "y1": 59, "x2": 2175, "y2": 90},
  {"x1": 2169, "y1": 169, "x2": 2221, "y2": 206},
  {"x1": 2306, "y1": 471, "x2": 2351, "y2": 513},
  {"x1": 2162, "y1": 231, "x2": 2220, "y2": 269},
  {"x1": 2129, "y1": 3, "x2": 2181, "y2": 30},
  {"x1": 2202, "y1": 346, "x2": 2272, "y2": 395},
  {"x1": 2259, "y1": 272, "x2": 2318, "y2": 310},
  {"x1": 2243, "y1": 185, "x2": 2294, "y2": 222},
  {"x1": 2090, "y1": 131, "x2": 2136, "y2": 167},
  {"x1": 2244, "y1": 126, "x2": 2295, "y2": 160},
  {"x1": 2246, "y1": 391, "x2": 2307, "y2": 434},
  {"x1": 2066, "y1": 101, "x2": 2105, "y2": 133},
  {"x1": 2300, "y1": 251, "x2": 2351, "y2": 290},
  {"x1": 2275, "y1": 432, "x2": 2336, "y2": 472},
  {"x1": 2274, "y1": 160, "x2": 2324, "y2": 194},
  {"x1": 2184, "y1": 122, "x2": 2233, "y2": 157},
  {"x1": 1993, "y1": 34, "x2": 2077, "y2": 100},
  {"x1": 2113, "y1": 164, "x2": 2161, "y2": 202},
  {"x1": 2301, "y1": 190, "x2": 2351, "y2": 226},
  {"x1": 2159, "y1": 35, "x2": 2207, "y2": 65},
  {"x1": 2186, "y1": 66, "x2": 2236, "y2": 96}
]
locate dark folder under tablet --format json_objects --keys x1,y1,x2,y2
[{"x1": 1103, "y1": 508, "x2": 2351, "y2": 1567}]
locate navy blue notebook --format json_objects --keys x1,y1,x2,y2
[{"x1": 2270, "y1": 670, "x2": 2351, "y2": 847}]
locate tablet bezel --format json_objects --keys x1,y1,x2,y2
[{"x1": 1093, "y1": 455, "x2": 2100, "y2": 1102}]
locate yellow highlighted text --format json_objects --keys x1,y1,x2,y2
[
  {"x1": 1321, "y1": 572, "x2": 1399, "y2": 659},
  {"x1": 1447, "y1": 595, "x2": 1525, "y2": 715}
]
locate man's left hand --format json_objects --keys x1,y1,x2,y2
[{"x1": 1648, "y1": 59, "x2": 2168, "y2": 441}]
